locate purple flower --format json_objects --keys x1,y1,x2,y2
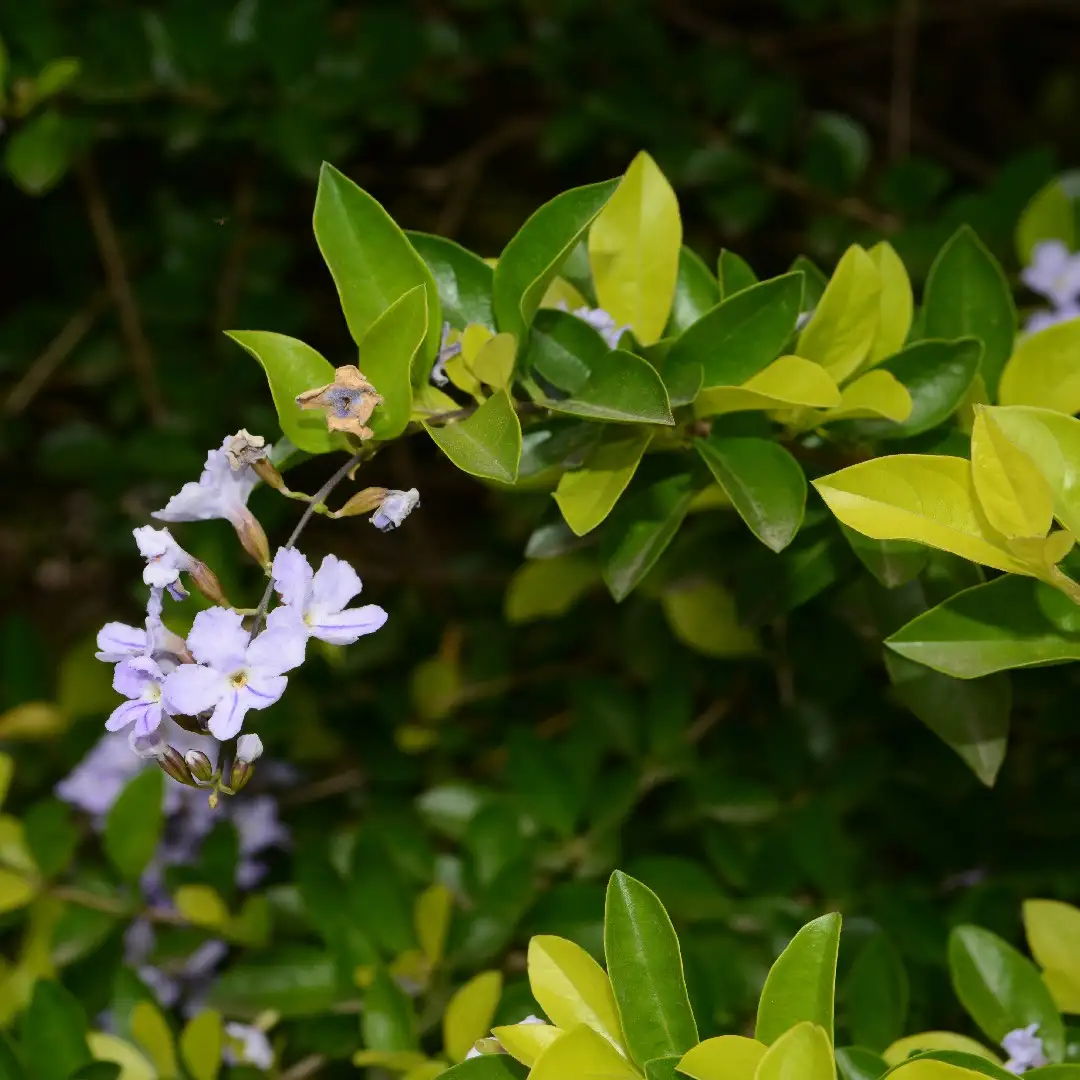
[
  {"x1": 1025, "y1": 303, "x2": 1080, "y2": 334},
  {"x1": 237, "y1": 733, "x2": 263, "y2": 764},
  {"x1": 134, "y1": 526, "x2": 195, "y2": 600},
  {"x1": 162, "y1": 608, "x2": 305, "y2": 739},
  {"x1": 371, "y1": 488, "x2": 420, "y2": 532},
  {"x1": 95, "y1": 591, "x2": 188, "y2": 666},
  {"x1": 153, "y1": 438, "x2": 260, "y2": 528},
  {"x1": 430, "y1": 322, "x2": 461, "y2": 388},
  {"x1": 1021, "y1": 241, "x2": 1080, "y2": 308},
  {"x1": 1002, "y1": 1024, "x2": 1048, "y2": 1073},
  {"x1": 557, "y1": 301, "x2": 630, "y2": 350},
  {"x1": 224, "y1": 1023, "x2": 274, "y2": 1070},
  {"x1": 267, "y1": 548, "x2": 387, "y2": 646},
  {"x1": 106, "y1": 656, "x2": 169, "y2": 737}
]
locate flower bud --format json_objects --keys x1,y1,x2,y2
[
  {"x1": 370, "y1": 488, "x2": 420, "y2": 532},
  {"x1": 252, "y1": 457, "x2": 287, "y2": 493},
  {"x1": 233, "y1": 507, "x2": 271, "y2": 570},
  {"x1": 188, "y1": 558, "x2": 230, "y2": 607},
  {"x1": 159, "y1": 746, "x2": 198, "y2": 786},
  {"x1": 229, "y1": 760, "x2": 254, "y2": 792},
  {"x1": 185, "y1": 750, "x2": 214, "y2": 783},
  {"x1": 328, "y1": 487, "x2": 388, "y2": 519},
  {"x1": 236, "y1": 733, "x2": 263, "y2": 764}
]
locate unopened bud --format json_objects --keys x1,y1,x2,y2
[
  {"x1": 226, "y1": 429, "x2": 269, "y2": 471},
  {"x1": 188, "y1": 558, "x2": 230, "y2": 607},
  {"x1": 233, "y1": 507, "x2": 271, "y2": 569},
  {"x1": 370, "y1": 488, "x2": 420, "y2": 532},
  {"x1": 253, "y1": 457, "x2": 287, "y2": 493},
  {"x1": 236, "y1": 733, "x2": 263, "y2": 764},
  {"x1": 229, "y1": 760, "x2": 254, "y2": 792},
  {"x1": 329, "y1": 487, "x2": 388, "y2": 519},
  {"x1": 159, "y1": 746, "x2": 198, "y2": 786},
  {"x1": 185, "y1": 750, "x2": 214, "y2": 783}
]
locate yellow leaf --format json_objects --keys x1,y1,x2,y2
[
  {"x1": 0, "y1": 754, "x2": 13, "y2": 809},
  {"x1": 174, "y1": 884, "x2": 229, "y2": 929},
  {"x1": 413, "y1": 383, "x2": 459, "y2": 419},
  {"x1": 887, "y1": 1062, "x2": 993, "y2": 1080},
  {"x1": 492, "y1": 1022, "x2": 564, "y2": 1066},
  {"x1": 797, "y1": 245, "x2": 882, "y2": 383},
  {"x1": 0, "y1": 815, "x2": 37, "y2": 875},
  {"x1": 999, "y1": 316, "x2": 1080, "y2": 414},
  {"x1": 443, "y1": 970, "x2": 503, "y2": 1063},
  {"x1": 505, "y1": 556, "x2": 600, "y2": 623},
  {"x1": 1024, "y1": 899, "x2": 1080, "y2": 1010},
  {"x1": 0, "y1": 869, "x2": 36, "y2": 915},
  {"x1": 353, "y1": 1049, "x2": 430, "y2": 1070},
  {"x1": 132, "y1": 999, "x2": 178, "y2": 1078},
  {"x1": 660, "y1": 580, "x2": 759, "y2": 658},
  {"x1": 1043, "y1": 530, "x2": 1076, "y2": 566},
  {"x1": 540, "y1": 276, "x2": 588, "y2": 311},
  {"x1": 677, "y1": 1034, "x2": 767, "y2": 1080},
  {"x1": 527, "y1": 935, "x2": 625, "y2": 1051},
  {"x1": 0, "y1": 701, "x2": 66, "y2": 740},
  {"x1": 883, "y1": 1032, "x2": 1001, "y2": 1067},
  {"x1": 813, "y1": 455, "x2": 1031, "y2": 575},
  {"x1": 755, "y1": 1022, "x2": 835, "y2": 1080},
  {"x1": 459, "y1": 323, "x2": 494, "y2": 364},
  {"x1": 589, "y1": 150, "x2": 682, "y2": 345},
  {"x1": 816, "y1": 369, "x2": 912, "y2": 424},
  {"x1": 443, "y1": 352, "x2": 483, "y2": 398},
  {"x1": 971, "y1": 408, "x2": 1053, "y2": 539},
  {"x1": 180, "y1": 1009, "x2": 223, "y2": 1080},
  {"x1": 87, "y1": 1032, "x2": 156, "y2": 1080},
  {"x1": 958, "y1": 374, "x2": 990, "y2": 435},
  {"x1": 530, "y1": 1025, "x2": 638, "y2": 1080},
  {"x1": 470, "y1": 333, "x2": 517, "y2": 391},
  {"x1": 688, "y1": 485, "x2": 734, "y2": 512},
  {"x1": 554, "y1": 430, "x2": 652, "y2": 537},
  {"x1": 694, "y1": 355, "x2": 842, "y2": 417},
  {"x1": 867, "y1": 241, "x2": 914, "y2": 365},
  {"x1": 403, "y1": 1063, "x2": 447, "y2": 1080},
  {"x1": 415, "y1": 883, "x2": 454, "y2": 967}
]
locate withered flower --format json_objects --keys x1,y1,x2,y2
[{"x1": 295, "y1": 366, "x2": 383, "y2": 440}]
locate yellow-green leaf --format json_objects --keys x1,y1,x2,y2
[
  {"x1": 131, "y1": 999, "x2": 178, "y2": 1078},
  {"x1": 425, "y1": 390, "x2": 523, "y2": 484},
  {"x1": 1023, "y1": 900, "x2": 1080, "y2": 1012},
  {"x1": 362, "y1": 285, "x2": 429, "y2": 438},
  {"x1": 971, "y1": 408, "x2": 1053, "y2": 539},
  {"x1": 491, "y1": 1022, "x2": 563, "y2": 1067},
  {"x1": 999, "y1": 316, "x2": 1080, "y2": 415},
  {"x1": 554, "y1": 429, "x2": 651, "y2": 536},
  {"x1": 589, "y1": 151, "x2": 682, "y2": 346},
  {"x1": 815, "y1": 369, "x2": 912, "y2": 424},
  {"x1": 540, "y1": 276, "x2": 589, "y2": 311},
  {"x1": 527, "y1": 935, "x2": 625, "y2": 1051},
  {"x1": 676, "y1": 1034, "x2": 767, "y2": 1080},
  {"x1": 353, "y1": 1049, "x2": 430, "y2": 1070},
  {"x1": 415, "y1": 884, "x2": 453, "y2": 967},
  {"x1": 529, "y1": 1025, "x2": 638, "y2": 1080},
  {"x1": 87, "y1": 1033, "x2": 156, "y2": 1080},
  {"x1": 505, "y1": 556, "x2": 600, "y2": 623},
  {"x1": 0, "y1": 702, "x2": 66, "y2": 740},
  {"x1": 180, "y1": 1010, "x2": 223, "y2": 1080},
  {"x1": 0, "y1": 754, "x2": 13, "y2": 809},
  {"x1": 660, "y1": 580, "x2": 759, "y2": 658},
  {"x1": 755, "y1": 1023, "x2": 835, "y2": 1080},
  {"x1": 883, "y1": 1032, "x2": 1001, "y2": 1067},
  {"x1": 470, "y1": 333, "x2": 516, "y2": 391},
  {"x1": 867, "y1": 241, "x2": 914, "y2": 364},
  {"x1": 1042, "y1": 968, "x2": 1080, "y2": 1015},
  {"x1": 0, "y1": 868, "x2": 36, "y2": 915},
  {"x1": 443, "y1": 970, "x2": 503, "y2": 1063},
  {"x1": 694, "y1": 355, "x2": 841, "y2": 417},
  {"x1": 796, "y1": 244, "x2": 882, "y2": 383},
  {"x1": 813, "y1": 455, "x2": 1030, "y2": 575},
  {"x1": 403, "y1": 1063, "x2": 447, "y2": 1080},
  {"x1": 174, "y1": 885, "x2": 229, "y2": 929},
  {"x1": 887, "y1": 1063, "x2": 992, "y2": 1080}
]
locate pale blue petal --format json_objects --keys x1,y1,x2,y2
[
  {"x1": 187, "y1": 607, "x2": 247, "y2": 670},
  {"x1": 271, "y1": 547, "x2": 313, "y2": 610},
  {"x1": 307, "y1": 604, "x2": 388, "y2": 646},
  {"x1": 310, "y1": 553, "x2": 362, "y2": 613}
]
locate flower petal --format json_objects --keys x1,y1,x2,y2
[
  {"x1": 132, "y1": 702, "x2": 164, "y2": 737},
  {"x1": 265, "y1": 604, "x2": 308, "y2": 639},
  {"x1": 187, "y1": 607, "x2": 247, "y2": 670},
  {"x1": 163, "y1": 664, "x2": 227, "y2": 716},
  {"x1": 239, "y1": 672, "x2": 288, "y2": 712},
  {"x1": 306, "y1": 604, "x2": 388, "y2": 646},
  {"x1": 113, "y1": 659, "x2": 149, "y2": 699},
  {"x1": 310, "y1": 554, "x2": 362, "y2": 613},
  {"x1": 152, "y1": 478, "x2": 226, "y2": 523},
  {"x1": 271, "y1": 547, "x2": 314, "y2": 610},
  {"x1": 106, "y1": 699, "x2": 152, "y2": 732},
  {"x1": 208, "y1": 689, "x2": 248, "y2": 739},
  {"x1": 246, "y1": 627, "x2": 306, "y2": 676},
  {"x1": 96, "y1": 622, "x2": 148, "y2": 662}
]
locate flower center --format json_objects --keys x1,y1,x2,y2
[{"x1": 230, "y1": 671, "x2": 248, "y2": 689}]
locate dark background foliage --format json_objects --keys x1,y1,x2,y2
[{"x1": 3, "y1": 1, "x2": 1080, "y2": 1072}]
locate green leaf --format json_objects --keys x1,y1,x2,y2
[
  {"x1": 891, "y1": 1052, "x2": 1014, "y2": 1080},
  {"x1": 840, "y1": 526, "x2": 929, "y2": 589},
  {"x1": 884, "y1": 1033, "x2": 1001, "y2": 1068},
  {"x1": 528, "y1": 309, "x2": 601, "y2": 393},
  {"x1": 226, "y1": 331, "x2": 343, "y2": 454},
  {"x1": 425, "y1": 391, "x2": 522, "y2": 483},
  {"x1": 756, "y1": 913, "x2": 842, "y2": 1045},
  {"x1": 645, "y1": 1057, "x2": 682, "y2": 1080},
  {"x1": 718, "y1": 249, "x2": 759, "y2": 299},
  {"x1": 999, "y1": 318, "x2": 1080, "y2": 415},
  {"x1": 665, "y1": 247, "x2": 720, "y2": 337},
  {"x1": 179, "y1": 1011, "x2": 222, "y2": 1080},
  {"x1": 677, "y1": 1035, "x2": 767, "y2": 1080},
  {"x1": 23, "y1": 798, "x2": 77, "y2": 878},
  {"x1": 948, "y1": 925, "x2": 1065, "y2": 1061},
  {"x1": 604, "y1": 870, "x2": 698, "y2": 1068},
  {"x1": 506, "y1": 555, "x2": 599, "y2": 622},
  {"x1": 493, "y1": 179, "x2": 619, "y2": 342},
  {"x1": 797, "y1": 245, "x2": 882, "y2": 384},
  {"x1": 313, "y1": 162, "x2": 441, "y2": 356},
  {"x1": 35, "y1": 57, "x2": 81, "y2": 99},
  {"x1": 439, "y1": 1058, "x2": 527, "y2": 1080},
  {"x1": 666, "y1": 273, "x2": 803, "y2": 390},
  {"x1": 0, "y1": 867, "x2": 36, "y2": 915},
  {"x1": 407, "y1": 231, "x2": 495, "y2": 330},
  {"x1": 130, "y1": 1000, "x2": 178, "y2": 1079},
  {"x1": 554, "y1": 430, "x2": 651, "y2": 536},
  {"x1": 867, "y1": 242, "x2": 914, "y2": 366},
  {"x1": 922, "y1": 226, "x2": 1016, "y2": 399},
  {"x1": 444, "y1": 971, "x2": 502, "y2": 1063},
  {"x1": 886, "y1": 575, "x2": 1080, "y2": 679},
  {"x1": 5, "y1": 111, "x2": 74, "y2": 196},
  {"x1": 364, "y1": 966, "x2": 417, "y2": 1054},
  {"x1": 791, "y1": 255, "x2": 829, "y2": 310},
  {"x1": 1023, "y1": 899, "x2": 1080, "y2": 1014},
  {"x1": 837, "y1": 1046, "x2": 890, "y2": 1080},
  {"x1": 589, "y1": 151, "x2": 682, "y2": 345},
  {"x1": 602, "y1": 473, "x2": 696, "y2": 601},
  {"x1": 694, "y1": 436, "x2": 806, "y2": 553},
  {"x1": 21, "y1": 981, "x2": 91, "y2": 1080},
  {"x1": 359, "y1": 285, "x2": 428, "y2": 438},
  {"x1": 0, "y1": 1033, "x2": 25, "y2": 1080},
  {"x1": 756, "y1": 1023, "x2": 835, "y2": 1080},
  {"x1": 1016, "y1": 173, "x2": 1079, "y2": 264},
  {"x1": 68, "y1": 1066, "x2": 122, "y2": 1080},
  {"x1": 884, "y1": 652, "x2": 1010, "y2": 787},
  {"x1": 104, "y1": 769, "x2": 163, "y2": 882},
  {"x1": 661, "y1": 579, "x2": 759, "y2": 658},
  {"x1": 844, "y1": 936, "x2": 910, "y2": 1052},
  {"x1": 529, "y1": 1026, "x2": 638, "y2": 1080},
  {"x1": 205, "y1": 947, "x2": 339, "y2": 1018}
]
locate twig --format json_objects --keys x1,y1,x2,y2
[
  {"x1": 76, "y1": 158, "x2": 166, "y2": 424},
  {"x1": 4, "y1": 290, "x2": 110, "y2": 414},
  {"x1": 50, "y1": 884, "x2": 188, "y2": 927},
  {"x1": 280, "y1": 1055, "x2": 326, "y2": 1080},
  {"x1": 889, "y1": 0, "x2": 919, "y2": 163}
]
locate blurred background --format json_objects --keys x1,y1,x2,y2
[{"x1": 3, "y1": 0, "x2": 1080, "y2": 1073}]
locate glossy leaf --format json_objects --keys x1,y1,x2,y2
[
  {"x1": 444, "y1": 971, "x2": 503, "y2": 1063},
  {"x1": 844, "y1": 936, "x2": 910, "y2": 1052},
  {"x1": 130, "y1": 1001, "x2": 177, "y2": 1079},
  {"x1": 604, "y1": 870, "x2": 698, "y2": 1067},
  {"x1": 998, "y1": 318, "x2": 1080, "y2": 415},
  {"x1": 665, "y1": 247, "x2": 720, "y2": 337},
  {"x1": 4, "y1": 110, "x2": 73, "y2": 196},
  {"x1": 836, "y1": 1047, "x2": 891, "y2": 1080},
  {"x1": 797, "y1": 244, "x2": 881, "y2": 383},
  {"x1": 646, "y1": 1058, "x2": 682, "y2": 1080},
  {"x1": 756, "y1": 913, "x2": 841, "y2": 1046},
  {"x1": 887, "y1": 1061, "x2": 997, "y2": 1080},
  {"x1": 667, "y1": 272, "x2": 803, "y2": 390},
  {"x1": 971, "y1": 408, "x2": 1053, "y2": 539},
  {"x1": 695, "y1": 355, "x2": 841, "y2": 416},
  {"x1": 868, "y1": 241, "x2": 914, "y2": 365},
  {"x1": 174, "y1": 884, "x2": 229, "y2": 928},
  {"x1": 899, "y1": 1052, "x2": 1017, "y2": 1080},
  {"x1": 661, "y1": 579, "x2": 760, "y2": 657},
  {"x1": 841, "y1": 526, "x2": 929, "y2": 588},
  {"x1": 415, "y1": 883, "x2": 454, "y2": 967},
  {"x1": 1016, "y1": 175, "x2": 1078, "y2": 263},
  {"x1": 677, "y1": 1035, "x2": 766, "y2": 1080},
  {"x1": 589, "y1": 151, "x2": 682, "y2": 345},
  {"x1": 527, "y1": 935, "x2": 625, "y2": 1050},
  {"x1": 104, "y1": 769, "x2": 163, "y2": 882},
  {"x1": 505, "y1": 555, "x2": 599, "y2": 622},
  {"x1": 439, "y1": 1058, "x2": 527, "y2": 1080},
  {"x1": 364, "y1": 966, "x2": 417, "y2": 1054},
  {"x1": 491, "y1": 1023, "x2": 563, "y2": 1067},
  {"x1": 314, "y1": 163, "x2": 441, "y2": 355},
  {"x1": 695, "y1": 436, "x2": 806, "y2": 552},
  {"x1": 226, "y1": 331, "x2": 343, "y2": 455},
  {"x1": 756, "y1": 1022, "x2": 836, "y2": 1080},
  {"x1": 471, "y1": 333, "x2": 516, "y2": 391},
  {"x1": 529, "y1": 1025, "x2": 638, "y2": 1080},
  {"x1": 948, "y1": 925, "x2": 1065, "y2": 1059},
  {"x1": 494, "y1": 179, "x2": 619, "y2": 342},
  {"x1": 718, "y1": 249, "x2": 759, "y2": 299},
  {"x1": 554, "y1": 430, "x2": 651, "y2": 536},
  {"x1": 21, "y1": 981, "x2": 91, "y2": 1080},
  {"x1": 883, "y1": 1034, "x2": 1001, "y2": 1068},
  {"x1": 425, "y1": 391, "x2": 523, "y2": 484},
  {"x1": 817, "y1": 370, "x2": 912, "y2": 424},
  {"x1": 551, "y1": 350, "x2": 674, "y2": 425},
  {"x1": 602, "y1": 473, "x2": 696, "y2": 601},
  {"x1": 922, "y1": 226, "x2": 1016, "y2": 398},
  {"x1": 813, "y1": 456, "x2": 1030, "y2": 575},
  {"x1": 1023, "y1": 900, "x2": 1080, "y2": 1013},
  {"x1": 206, "y1": 947, "x2": 338, "y2": 1017},
  {"x1": 407, "y1": 231, "x2": 495, "y2": 330},
  {"x1": 528, "y1": 308, "x2": 605, "y2": 393},
  {"x1": 179, "y1": 1011, "x2": 222, "y2": 1080},
  {"x1": 358, "y1": 285, "x2": 428, "y2": 437}
]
